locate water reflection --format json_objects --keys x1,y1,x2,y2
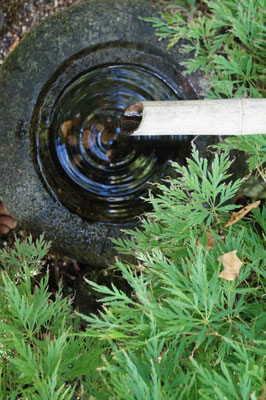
[{"x1": 38, "y1": 64, "x2": 193, "y2": 222}]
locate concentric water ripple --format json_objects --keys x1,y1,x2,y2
[{"x1": 37, "y1": 64, "x2": 193, "y2": 222}]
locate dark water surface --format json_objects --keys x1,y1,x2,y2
[{"x1": 37, "y1": 64, "x2": 193, "y2": 223}]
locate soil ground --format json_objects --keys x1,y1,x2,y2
[{"x1": 0, "y1": 0, "x2": 78, "y2": 64}]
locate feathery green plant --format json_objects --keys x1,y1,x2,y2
[
  {"x1": 0, "y1": 2, "x2": 265, "y2": 398},
  {"x1": 0, "y1": 148, "x2": 265, "y2": 398},
  {"x1": 143, "y1": 0, "x2": 265, "y2": 98},
  {"x1": 0, "y1": 236, "x2": 105, "y2": 399},
  {"x1": 142, "y1": 0, "x2": 266, "y2": 197},
  {"x1": 217, "y1": 135, "x2": 266, "y2": 183},
  {"x1": 80, "y1": 148, "x2": 265, "y2": 399}
]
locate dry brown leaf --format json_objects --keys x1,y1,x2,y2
[
  {"x1": 218, "y1": 250, "x2": 243, "y2": 281},
  {"x1": 196, "y1": 231, "x2": 216, "y2": 250},
  {"x1": 224, "y1": 200, "x2": 261, "y2": 228},
  {"x1": 9, "y1": 34, "x2": 20, "y2": 51},
  {"x1": 82, "y1": 130, "x2": 90, "y2": 149},
  {"x1": 106, "y1": 149, "x2": 113, "y2": 158},
  {"x1": 205, "y1": 231, "x2": 216, "y2": 250},
  {"x1": 60, "y1": 120, "x2": 73, "y2": 137},
  {"x1": 82, "y1": 129, "x2": 95, "y2": 149}
]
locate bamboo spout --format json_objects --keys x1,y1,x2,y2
[{"x1": 120, "y1": 98, "x2": 266, "y2": 136}]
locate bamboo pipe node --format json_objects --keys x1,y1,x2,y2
[{"x1": 120, "y1": 98, "x2": 266, "y2": 136}]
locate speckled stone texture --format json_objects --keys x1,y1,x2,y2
[{"x1": 0, "y1": 0, "x2": 210, "y2": 266}]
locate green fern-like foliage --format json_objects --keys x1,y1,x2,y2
[
  {"x1": 143, "y1": 0, "x2": 266, "y2": 191},
  {"x1": 217, "y1": 135, "x2": 266, "y2": 183},
  {"x1": 0, "y1": 2, "x2": 265, "y2": 398},
  {"x1": 80, "y1": 149, "x2": 265, "y2": 399},
  {"x1": 143, "y1": 0, "x2": 265, "y2": 98},
  {"x1": 0, "y1": 236, "x2": 105, "y2": 399},
  {"x1": 143, "y1": 0, "x2": 266, "y2": 198},
  {"x1": 0, "y1": 151, "x2": 265, "y2": 399}
]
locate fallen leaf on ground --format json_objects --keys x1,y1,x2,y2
[
  {"x1": 9, "y1": 34, "x2": 20, "y2": 51},
  {"x1": 218, "y1": 250, "x2": 243, "y2": 281},
  {"x1": 205, "y1": 231, "x2": 216, "y2": 250},
  {"x1": 196, "y1": 231, "x2": 216, "y2": 250},
  {"x1": 224, "y1": 200, "x2": 261, "y2": 227}
]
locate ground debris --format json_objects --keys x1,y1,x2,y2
[{"x1": 0, "y1": 0, "x2": 79, "y2": 64}]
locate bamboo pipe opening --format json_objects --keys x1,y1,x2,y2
[
  {"x1": 120, "y1": 102, "x2": 144, "y2": 135},
  {"x1": 120, "y1": 99, "x2": 266, "y2": 136}
]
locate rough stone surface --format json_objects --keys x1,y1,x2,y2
[{"x1": 0, "y1": 0, "x2": 212, "y2": 266}]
